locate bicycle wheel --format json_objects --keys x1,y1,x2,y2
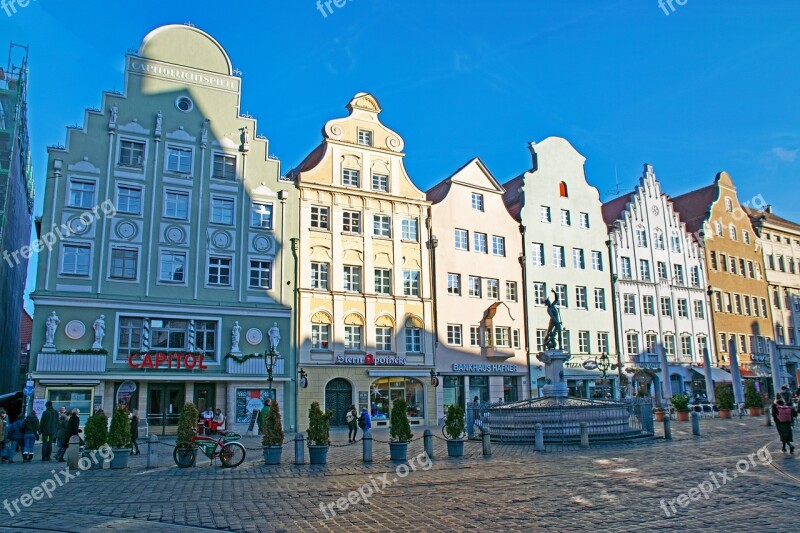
[
  {"x1": 220, "y1": 442, "x2": 245, "y2": 468},
  {"x1": 173, "y1": 444, "x2": 196, "y2": 468}
]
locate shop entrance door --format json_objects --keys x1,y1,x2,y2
[
  {"x1": 325, "y1": 378, "x2": 353, "y2": 427},
  {"x1": 147, "y1": 384, "x2": 186, "y2": 435},
  {"x1": 194, "y1": 384, "x2": 216, "y2": 414}
]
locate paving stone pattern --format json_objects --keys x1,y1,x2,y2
[{"x1": 0, "y1": 418, "x2": 798, "y2": 531}]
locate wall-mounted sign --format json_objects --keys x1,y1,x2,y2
[
  {"x1": 116, "y1": 381, "x2": 137, "y2": 409},
  {"x1": 582, "y1": 360, "x2": 598, "y2": 370},
  {"x1": 336, "y1": 354, "x2": 407, "y2": 366},
  {"x1": 451, "y1": 364, "x2": 519, "y2": 373},
  {"x1": 127, "y1": 352, "x2": 209, "y2": 370}
]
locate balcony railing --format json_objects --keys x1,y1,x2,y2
[
  {"x1": 36, "y1": 353, "x2": 107, "y2": 373},
  {"x1": 226, "y1": 356, "x2": 285, "y2": 375}
]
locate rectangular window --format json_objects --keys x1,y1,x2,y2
[
  {"x1": 710, "y1": 251, "x2": 718, "y2": 270},
  {"x1": 342, "y1": 168, "x2": 360, "y2": 187},
  {"x1": 513, "y1": 329, "x2": 521, "y2": 349},
  {"x1": 739, "y1": 334, "x2": 747, "y2": 354},
  {"x1": 357, "y1": 129, "x2": 373, "y2": 146},
  {"x1": 119, "y1": 140, "x2": 145, "y2": 167},
  {"x1": 575, "y1": 286, "x2": 587, "y2": 309},
  {"x1": 694, "y1": 300, "x2": 705, "y2": 319},
  {"x1": 469, "y1": 276, "x2": 482, "y2": 297},
  {"x1": 674, "y1": 265, "x2": 686, "y2": 286},
  {"x1": 447, "y1": 273, "x2": 461, "y2": 295},
  {"x1": 150, "y1": 319, "x2": 188, "y2": 351},
  {"x1": 164, "y1": 191, "x2": 189, "y2": 220},
  {"x1": 620, "y1": 257, "x2": 632, "y2": 279},
  {"x1": 639, "y1": 259, "x2": 651, "y2": 281},
  {"x1": 540, "y1": 206, "x2": 551, "y2": 223},
  {"x1": 249, "y1": 260, "x2": 272, "y2": 289},
  {"x1": 374, "y1": 268, "x2": 391, "y2": 295},
  {"x1": 474, "y1": 233, "x2": 488, "y2": 253},
  {"x1": 159, "y1": 252, "x2": 185, "y2": 283},
  {"x1": 691, "y1": 266, "x2": 701, "y2": 287},
  {"x1": 506, "y1": 281, "x2": 518, "y2": 302},
  {"x1": 470, "y1": 326, "x2": 481, "y2": 347},
  {"x1": 310, "y1": 206, "x2": 330, "y2": 230},
  {"x1": 714, "y1": 292, "x2": 722, "y2": 312},
  {"x1": 536, "y1": 330, "x2": 546, "y2": 352},
  {"x1": 447, "y1": 325, "x2": 463, "y2": 346},
  {"x1": 721, "y1": 254, "x2": 729, "y2": 272},
  {"x1": 373, "y1": 215, "x2": 391, "y2": 237},
  {"x1": 69, "y1": 179, "x2": 96, "y2": 208},
  {"x1": 761, "y1": 298, "x2": 768, "y2": 317},
  {"x1": 677, "y1": 298, "x2": 688, "y2": 318},
  {"x1": 471, "y1": 193, "x2": 484, "y2": 211},
  {"x1": 532, "y1": 243, "x2": 545, "y2": 266},
  {"x1": 311, "y1": 324, "x2": 330, "y2": 350},
  {"x1": 250, "y1": 203, "x2": 273, "y2": 229},
  {"x1": 166, "y1": 146, "x2": 192, "y2": 173},
  {"x1": 579, "y1": 212, "x2": 590, "y2": 229},
  {"x1": 643, "y1": 295, "x2": 655, "y2": 316},
  {"x1": 405, "y1": 328, "x2": 422, "y2": 353},
  {"x1": 495, "y1": 327, "x2": 510, "y2": 347},
  {"x1": 626, "y1": 333, "x2": 639, "y2": 358},
  {"x1": 342, "y1": 210, "x2": 362, "y2": 233},
  {"x1": 62, "y1": 245, "x2": 91, "y2": 276},
  {"x1": 734, "y1": 294, "x2": 742, "y2": 314},
  {"x1": 533, "y1": 282, "x2": 546, "y2": 305},
  {"x1": 658, "y1": 262, "x2": 668, "y2": 281},
  {"x1": 372, "y1": 174, "x2": 389, "y2": 192},
  {"x1": 723, "y1": 292, "x2": 732, "y2": 313},
  {"x1": 401, "y1": 219, "x2": 419, "y2": 241},
  {"x1": 636, "y1": 228, "x2": 648, "y2": 247},
  {"x1": 208, "y1": 257, "x2": 231, "y2": 286},
  {"x1": 555, "y1": 284, "x2": 568, "y2": 307},
  {"x1": 578, "y1": 331, "x2": 590, "y2": 354},
  {"x1": 660, "y1": 297, "x2": 672, "y2": 317},
  {"x1": 118, "y1": 317, "x2": 143, "y2": 359},
  {"x1": 311, "y1": 262, "x2": 329, "y2": 290},
  {"x1": 210, "y1": 197, "x2": 234, "y2": 225},
  {"x1": 623, "y1": 294, "x2": 636, "y2": 315},
  {"x1": 743, "y1": 296, "x2": 751, "y2": 316},
  {"x1": 343, "y1": 266, "x2": 361, "y2": 292},
  {"x1": 729, "y1": 258, "x2": 737, "y2": 275},
  {"x1": 591, "y1": 251, "x2": 603, "y2": 271},
  {"x1": 739, "y1": 259, "x2": 746, "y2": 277},
  {"x1": 594, "y1": 288, "x2": 606, "y2": 310},
  {"x1": 344, "y1": 325, "x2": 362, "y2": 351},
  {"x1": 403, "y1": 270, "x2": 420, "y2": 296},
  {"x1": 574, "y1": 249, "x2": 586, "y2": 270},
  {"x1": 492, "y1": 236, "x2": 506, "y2": 256},
  {"x1": 116, "y1": 186, "x2": 141, "y2": 215},
  {"x1": 646, "y1": 334, "x2": 658, "y2": 354},
  {"x1": 719, "y1": 333, "x2": 727, "y2": 352},
  {"x1": 454, "y1": 229, "x2": 468, "y2": 250},
  {"x1": 743, "y1": 230, "x2": 751, "y2": 244},
  {"x1": 486, "y1": 279, "x2": 499, "y2": 300},
  {"x1": 110, "y1": 248, "x2": 137, "y2": 280},
  {"x1": 681, "y1": 336, "x2": 692, "y2": 357},
  {"x1": 553, "y1": 246, "x2": 566, "y2": 268},
  {"x1": 560, "y1": 209, "x2": 571, "y2": 226},
  {"x1": 212, "y1": 153, "x2": 236, "y2": 179},
  {"x1": 664, "y1": 335, "x2": 675, "y2": 357},
  {"x1": 598, "y1": 332, "x2": 609, "y2": 355},
  {"x1": 670, "y1": 235, "x2": 682, "y2": 253}
]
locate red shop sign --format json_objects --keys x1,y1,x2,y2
[{"x1": 128, "y1": 352, "x2": 209, "y2": 370}]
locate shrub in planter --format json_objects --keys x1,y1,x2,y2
[
  {"x1": 261, "y1": 399, "x2": 284, "y2": 465},
  {"x1": 443, "y1": 404, "x2": 466, "y2": 457},
  {"x1": 715, "y1": 384, "x2": 735, "y2": 418},
  {"x1": 671, "y1": 394, "x2": 690, "y2": 421},
  {"x1": 744, "y1": 381, "x2": 762, "y2": 415},
  {"x1": 108, "y1": 406, "x2": 132, "y2": 469},
  {"x1": 83, "y1": 411, "x2": 108, "y2": 470},
  {"x1": 307, "y1": 401, "x2": 334, "y2": 464},
  {"x1": 177, "y1": 402, "x2": 200, "y2": 446},
  {"x1": 389, "y1": 398, "x2": 413, "y2": 461}
]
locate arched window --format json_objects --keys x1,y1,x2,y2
[
  {"x1": 311, "y1": 311, "x2": 332, "y2": 350},
  {"x1": 559, "y1": 181, "x2": 569, "y2": 198}
]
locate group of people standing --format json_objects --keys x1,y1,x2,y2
[
  {"x1": 346, "y1": 405, "x2": 371, "y2": 443},
  {"x1": 1, "y1": 402, "x2": 81, "y2": 464},
  {"x1": 772, "y1": 384, "x2": 799, "y2": 454}
]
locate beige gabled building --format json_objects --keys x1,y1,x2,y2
[{"x1": 289, "y1": 93, "x2": 435, "y2": 430}]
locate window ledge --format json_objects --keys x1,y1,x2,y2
[{"x1": 309, "y1": 227, "x2": 331, "y2": 233}]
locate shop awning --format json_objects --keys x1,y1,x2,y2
[{"x1": 690, "y1": 367, "x2": 732, "y2": 383}]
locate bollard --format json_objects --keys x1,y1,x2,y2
[
  {"x1": 66, "y1": 435, "x2": 80, "y2": 470},
  {"x1": 579, "y1": 422, "x2": 589, "y2": 448},
  {"x1": 423, "y1": 429, "x2": 434, "y2": 460},
  {"x1": 691, "y1": 412, "x2": 700, "y2": 436},
  {"x1": 663, "y1": 415, "x2": 672, "y2": 440},
  {"x1": 146, "y1": 434, "x2": 159, "y2": 469},
  {"x1": 362, "y1": 429, "x2": 372, "y2": 463},
  {"x1": 294, "y1": 434, "x2": 305, "y2": 465},
  {"x1": 534, "y1": 423, "x2": 545, "y2": 452},
  {"x1": 765, "y1": 409, "x2": 772, "y2": 427},
  {"x1": 482, "y1": 429, "x2": 492, "y2": 456}
]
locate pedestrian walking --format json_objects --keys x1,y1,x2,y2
[
  {"x1": 3, "y1": 417, "x2": 24, "y2": 463},
  {"x1": 22, "y1": 411, "x2": 40, "y2": 462},
  {"x1": 467, "y1": 396, "x2": 480, "y2": 438},
  {"x1": 57, "y1": 409, "x2": 82, "y2": 462},
  {"x1": 772, "y1": 396, "x2": 796, "y2": 454},
  {"x1": 358, "y1": 408, "x2": 371, "y2": 433},
  {"x1": 130, "y1": 409, "x2": 140, "y2": 455},
  {"x1": 39, "y1": 401, "x2": 59, "y2": 461},
  {"x1": 346, "y1": 404, "x2": 358, "y2": 443},
  {"x1": 779, "y1": 385, "x2": 793, "y2": 406}
]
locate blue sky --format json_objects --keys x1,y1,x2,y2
[{"x1": 2, "y1": 0, "x2": 799, "y2": 308}]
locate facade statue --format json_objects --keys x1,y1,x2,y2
[
  {"x1": 268, "y1": 322, "x2": 280, "y2": 352},
  {"x1": 110, "y1": 105, "x2": 118, "y2": 124},
  {"x1": 542, "y1": 290, "x2": 563, "y2": 351},
  {"x1": 201, "y1": 118, "x2": 209, "y2": 146},
  {"x1": 155, "y1": 111, "x2": 163, "y2": 137},
  {"x1": 92, "y1": 315, "x2": 105, "y2": 349},
  {"x1": 231, "y1": 321, "x2": 241, "y2": 353},
  {"x1": 45, "y1": 311, "x2": 60, "y2": 347}
]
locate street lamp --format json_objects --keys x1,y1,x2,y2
[{"x1": 265, "y1": 348, "x2": 278, "y2": 401}]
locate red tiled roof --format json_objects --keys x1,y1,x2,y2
[
  {"x1": 285, "y1": 143, "x2": 326, "y2": 181},
  {"x1": 744, "y1": 206, "x2": 800, "y2": 234},
  {"x1": 501, "y1": 175, "x2": 525, "y2": 221},
  {"x1": 19, "y1": 309, "x2": 33, "y2": 344},
  {"x1": 601, "y1": 192, "x2": 635, "y2": 229},
  {"x1": 670, "y1": 183, "x2": 718, "y2": 235}
]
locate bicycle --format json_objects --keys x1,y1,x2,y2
[{"x1": 173, "y1": 430, "x2": 246, "y2": 468}]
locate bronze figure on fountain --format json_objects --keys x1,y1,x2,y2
[{"x1": 542, "y1": 290, "x2": 563, "y2": 351}]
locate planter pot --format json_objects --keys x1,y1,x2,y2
[
  {"x1": 389, "y1": 441, "x2": 409, "y2": 461},
  {"x1": 83, "y1": 450, "x2": 104, "y2": 470},
  {"x1": 263, "y1": 445, "x2": 282, "y2": 465},
  {"x1": 676, "y1": 411, "x2": 690, "y2": 422},
  {"x1": 308, "y1": 445, "x2": 329, "y2": 465},
  {"x1": 719, "y1": 409, "x2": 732, "y2": 419},
  {"x1": 109, "y1": 449, "x2": 130, "y2": 469},
  {"x1": 446, "y1": 439, "x2": 464, "y2": 457},
  {"x1": 748, "y1": 408, "x2": 761, "y2": 417},
  {"x1": 654, "y1": 410, "x2": 665, "y2": 422}
]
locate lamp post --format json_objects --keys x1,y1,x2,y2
[{"x1": 265, "y1": 348, "x2": 277, "y2": 402}]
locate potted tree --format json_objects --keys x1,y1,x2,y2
[
  {"x1": 671, "y1": 394, "x2": 691, "y2": 422},
  {"x1": 307, "y1": 401, "x2": 333, "y2": 465},
  {"x1": 389, "y1": 398, "x2": 413, "y2": 461},
  {"x1": 744, "y1": 381, "x2": 762, "y2": 416},
  {"x1": 107, "y1": 406, "x2": 132, "y2": 469},
  {"x1": 83, "y1": 410, "x2": 108, "y2": 470},
  {"x1": 443, "y1": 404, "x2": 466, "y2": 457},
  {"x1": 715, "y1": 384, "x2": 735, "y2": 419},
  {"x1": 173, "y1": 402, "x2": 200, "y2": 467},
  {"x1": 261, "y1": 399, "x2": 284, "y2": 465}
]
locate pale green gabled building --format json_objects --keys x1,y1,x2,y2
[{"x1": 30, "y1": 24, "x2": 299, "y2": 432}]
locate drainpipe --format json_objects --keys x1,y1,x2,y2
[
  {"x1": 519, "y1": 223, "x2": 533, "y2": 399},
  {"x1": 291, "y1": 237, "x2": 300, "y2": 433},
  {"x1": 606, "y1": 238, "x2": 624, "y2": 399}
]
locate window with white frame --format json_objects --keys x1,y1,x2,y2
[
  {"x1": 554, "y1": 284, "x2": 568, "y2": 307},
  {"x1": 212, "y1": 153, "x2": 236, "y2": 180},
  {"x1": 474, "y1": 233, "x2": 488, "y2": 253},
  {"x1": 344, "y1": 325, "x2": 362, "y2": 351},
  {"x1": 743, "y1": 230, "x2": 750, "y2": 245},
  {"x1": 250, "y1": 203, "x2": 273, "y2": 229},
  {"x1": 677, "y1": 298, "x2": 688, "y2": 318},
  {"x1": 681, "y1": 336, "x2": 692, "y2": 357},
  {"x1": 532, "y1": 243, "x2": 544, "y2": 266},
  {"x1": 62, "y1": 244, "x2": 91, "y2": 276},
  {"x1": 159, "y1": 252, "x2": 186, "y2": 283},
  {"x1": 357, "y1": 129, "x2": 373, "y2": 146},
  {"x1": 342, "y1": 168, "x2": 360, "y2": 187},
  {"x1": 654, "y1": 230, "x2": 665, "y2": 250},
  {"x1": 208, "y1": 257, "x2": 231, "y2": 286},
  {"x1": 719, "y1": 333, "x2": 727, "y2": 353},
  {"x1": 535, "y1": 330, "x2": 546, "y2": 352},
  {"x1": 575, "y1": 286, "x2": 587, "y2": 309},
  {"x1": 116, "y1": 186, "x2": 141, "y2": 214},
  {"x1": 744, "y1": 296, "x2": 751, "y2": 315},
  {"x1": 447, "y1": 325, "x2": 462, "y2": 346},
  {"x1": 698, "y1": 336, "x2": 708, "y2": 357},
  {"x1": 468, "y1": 276, "x2": 481, "y2": 297},
  {"x1": 657, "y1": 261, "x2": 668, "y2": 281},
  {"x1": 620, "y1": 257, "x2": 632, "y2": 279},
  {"x1": 506, "y1": 281, "x2": 517, "y2": 301},
  {"x1": 405, "y1": 327, "x2": 422, "y2": 353},
  {"x1": 492, "y1": 236, "x2": 505, "y2": 256},
  {"x1": 403, "y1": 270, "x2": 420, "y2": 296},
  {"x1": 626, "y1": 333, "x2": 639, "y2": 358},
  {"x1": 447, "y1": 273, "x2": 461, "y2": 295},
  {"x1": 486, "y1": 279, "x2": 499, "y2": 300},
  {"x1": 691, "y1": 266, "x2": 701, "y2": 287},
  {"x1": 494, "y1": 327, "x2": 510, "y2": 347},
  {"x1": 374, "y1": 268, "x2": 391, "y2": 295},
  {"x1": 623, "y1": 294, "x2": 636, "y2": 315},
  {"x1": 454, "y1": 229, "x2": 468, "y2": 250},
  {"x1": 560, "y1": 209, "x2": 571, "y2": 226},
  {"x1": 643, "y1": 295, "x2": 655, "y2": 315},
  {"x1": 471, "y1": 193, "x2": 484, "y2": 212},
  {"x1": 311, "y1": 262, "x2": 329, "y2": 290},
  {"x1": 673, "y1": 264, "x2": 684, "y2": 285},
  {"x1": 540, "y1": 206, "x2": 551, "y2": 223},
  {"x1": 670, "y1": 234, "x2": 682, "y2": 252},
  {"x1": 725, "y1": 197, "x2": 733, "y2": 212},
  {"x1": 343, "y1": 265, "x2": 361, "y2": 292},
  {"x1": 166, "y1": 146, "x2": 192, "y2": 174},
  {"x1": 664, "y1": 335, "x2": 676, "y2": 357},
  {"x1": 401, "y1": 219, "x2": 418, "y2": 241},
  {"x1": 372, "y1": 174, "x2": 389, "y2": 192},
  {"x1": 553, "y1": 246, "x2": 565, "y2": 268},
  {"x1": 635, "y1": 227, "x2": 648, "y2": 247},
  {"x1": 150, "y1": 319, "x2": 188, "y2": 351},
  {"x1": 310, "y1": 206, "x2": 329, "y2": 229},
  {"x1": 729, "y1": 225, "x2": 737, "y2": 241},
  {"x1": 715, "y1": 221, "x2": 723, "y2": 236},
  {"x1": 249, "y1": 260, "x2": 273, "y2": 289},
  {"x1": 533, "y1": 282, "x2": 546, "y2": 305},
  {"x1": 373, "y1": 215, "x2": 391, "y2": 237},
  {"x1": 69, "y1": 179, "x2": 95, "y2": 208},
  {"x1": 117, "y1": 317, "x2": 143, "y2": 360},
  {"x1": 578, "y1": 331, "x2": 590, "y2": 354},
  {"x1": 164, "y1": 191, "x2": 189, "y2": 220},
  {"x1": 579, "y1": 212, "x2": 590, "y2": 229},
  {"x1": 646, "y1": 334, "x2": 657, "y2": 353},
  {"x1": 594, "y1": 288, "x2": 606, "y2": 310},
  {"x1": 312, "y1": 324, "x2": 330, "y2": 350},
  {"x1": 110, "y1": 248, "x2": 137, "y2": 280},
  {"x1": 470, "y1": 326, "x2": 481, "y2": 347},
  {"x1": 573, "y1": 248, "x2": 585, "y2": 269},
  {"x1": 210, "y1": 197, "x2": 234, "y2": 225},
  {"x1": 591, "y1": 251, "x2": 602, "y2": 271},
  {"x1": 513, "y1": 329, "x2": 521, "y2": 349},
  {"x1": 639, "y1": 259, "x2": 651, "y2": 281},
  {"x1": 342, "y1": 210, "x2": 361, "y2": 233},
  {"x1": 119, "y1": 140, "x2": 145, "y2": 167},
  {"x1": 598, "y1": 332, "x2": 609, "y2": 354},
  {"x1": 660, "y1": 297, "x2": 672, "y2": 317}
]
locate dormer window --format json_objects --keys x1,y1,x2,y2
[{"x1": 357, "y1": 129, "x2": 373, "y2": 146}]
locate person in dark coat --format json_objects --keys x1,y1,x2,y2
[
  {"x1": 54, "y1": 406, "x2": 68, "y2": 453},
  {"x1": 39, "y1": 401, "x2": 59, "y2": 461},
  {"x1": 3, "y1": 418, "x2": 24, "y2": 463},
  {"x1": 129, "y1": 409, "x2": 140, "y2": 455},
  {"x1": 772, "y1": 396, "x2": 796, "y2": 453},
  {"x1": 22, "y1": 412, "x2": 40, "y2": 462},
  {"x1": 346, "y1": 405, "x2": 358, "y2": 443},
  {"x1": 57, "y1": 409, "x2": 82, "y2": 462}
]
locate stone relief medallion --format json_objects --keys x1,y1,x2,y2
[
  {"x1": 65, "y1": 320, "x2": 86, "y2": 340},
  {"x1": 115, "y1": 220, "x2": 137, "y2": 240},
  {"x1": 165, "y1": 225, "x2": 186, "y2": 245},
  {"x1": 246, "y1": 328, "x2": 263, "y2": 345},
  {"x1": 253, "y1": 235, "x2": 273, "y2": 253},
  {"x1": 67, "y1": 217, "x2": 91, "y2": 235},
  {"x1": 211, "y1": 230, "x2": 232, "y2": 250},
  {"x1": 651, "y1": 205, "x2": 660, "y2": 216}
]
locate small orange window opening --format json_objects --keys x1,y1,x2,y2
[{"x1": 559, "y1": 181, "x2": 568, "y2": 198}]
